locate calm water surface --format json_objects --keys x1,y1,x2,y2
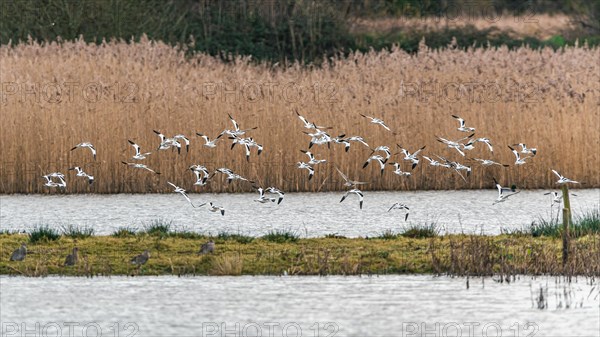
[
  {"x1": 1, "y1": 275, "x2": 598, "y2": 336},
  {"x1": 1, "y1": 190, "x2": 598, "y2": 237}
]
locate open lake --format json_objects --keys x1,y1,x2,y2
[
  {"x1": 1, "y1": 275, "x2": 598, "y2": 336},
  {"x1": 1, "y1": 190, "x2": 598, "y2": 237}
]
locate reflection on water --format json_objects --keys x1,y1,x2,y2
[
  {"x1": 1, "y1": 189, "x2": 598, "y2": 237},
  {"x1": 1, "y1": 275, "x2": 598, "y2": 336}
]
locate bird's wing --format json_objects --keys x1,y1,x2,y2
[{"x1": 551, "y1": 170, "x2": 562, "y2": 179}]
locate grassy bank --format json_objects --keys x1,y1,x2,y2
[{"x1": 2, "y1": 232, "x2": 598, "y2": 277}]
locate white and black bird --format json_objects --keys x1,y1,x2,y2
[
  {"x1": 544, "y1": 191, "x2": 577, "y2": 206},
  {"x1": 363, "y1": 154, "x2": 387, "y2": 175},
  {"x1": 172, "y1": 134, "x2": 190, "y2": 153},
  {"x1": 199, "y1": 202, "x2": 225, "y2": 216},
  {"x1": 436, "y1": 134, "x2": 474, "y2": 156},
  {"x1": 153, "y1": 130, "x2": 181, "y2": 154},
  {"x1": 333, "y1": 136, "x2": 351, "y2": 152},
  {"x1": 222, "y1": 114, "x2": 258, "y2": 138},
  {"x1": 551, "y1": 170, "x2": 580, "y2": 185},
  {"x1": 167, "y1": 181, "x2": 197, "y2": 207},
  {"x1": 43, "y1": 174, "x2": 67, "y2": 188},
  {"x1": 297, "y1": 162, "x2": 315, "y2": 180},
  {"x1": 346, "y1": 136, "x2": 370, "y2": 148},
  {"x1": 423, "y1": 156, "x2": 445, "y2": 167},
  {"x1": 397, "y1": 144, "x2": 426, "y2": 169},
  {"x1": 128, "y1": 140, "x2": 152, "y2": 160},
  {"x1": 196, "y1": 133, "x2": 223, "y2": 148},
  {"x1": 295, "y1": 109, "x2": 331, "y2": 130},
  {"x1": 213, "y1": 168, "x2": 253, "y2": 185},
  {"x1": 389, "y1": 162, "x2": 412, "y2": 177},
  {"x1": 68, "y1": 167, "x2": 94, "y2": 185},
  {"x1": 265, "y1": 187, "x2": 285, "y2": 204},
  {"x1": 300, "y1": 150, "x2": 326, "y2": 165},
  {"x1": 371, "y1": 145, "x2": 392, "y2": 160},
  {"x1": 189, "y1": 165, "x2": 210, "y2": 186},
  {"x1": 511, "y1": 143, "x2": 537, "y2": 156},
  {"x1": 451, "y1": 115, "x2": 475, "y2": 132},
  {"x1": 254, "y1": 187, "x2": 277, "y2": 204},
  {"x1": 492, "y1": 178, "x2": 520, "y2": 205},
  {"x1": 360, "y1": 113, "x2": 392, "y2": 132},
  {"x1": 121, "y1": 161, "x2": 160, "y2": 174},
  {"x1": 508, "y1": 146, "x2": 532, "y2": 165},
  {"x1": 388, "y1": 203, "x2": 410, "y2": 221},
  {"x1": 340, "y1": 188, "x2": 364, "y2": 209},
  {"x1": 471, "y1": 158, "x2": 509, "y2": 167},
  {"x1": 475, "y1": 138, "x2": 494, "y2": 152},
  {"x1": 71, "y1": 142, "x2": 96, "y2": 160}
]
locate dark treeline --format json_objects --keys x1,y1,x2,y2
[{"x1": 0, "y1": 0, "x2": 598, "y2": 63}]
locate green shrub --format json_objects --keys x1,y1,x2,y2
[{"x1": 29, "y1": 225, "x2": 60, "y2": 243}]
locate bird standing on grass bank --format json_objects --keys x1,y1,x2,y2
[
  {"x1": 131, "y1": 250, "x2": 150, "y2": 266},
  {"x1": 64, "y1": 247, "x2": 79, "y2": 266},
  {"x1": 9, "y1": 243, "x2": 27, "y2": 261},
  {"x1": 199, "y1": 241, "x2": 215, "y2": 254}
]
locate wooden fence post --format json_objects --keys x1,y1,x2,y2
[{"x1": 561, "y1": 185, "x2": 571, "y2": 268}]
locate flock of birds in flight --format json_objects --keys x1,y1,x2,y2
[
  {"x1": 11, "y1": 111, "x2": 584, "y2": 267},
  {"x1": 40, "y1": 111, "x2": 582, "y2": 218}
]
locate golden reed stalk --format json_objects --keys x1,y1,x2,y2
[{"x1": 1, "y1": 37, "x2": 598, "y2": 193}]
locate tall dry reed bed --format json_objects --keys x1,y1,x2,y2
[{"x1": 0, "y1": 37, "x2": 598, "y2": 193}]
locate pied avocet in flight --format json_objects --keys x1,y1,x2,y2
[
  {"x1": 551, "y1": 170, "x2": 580, "y2": 185},
  {"x1": 68, "y1": 167, "x2": 94, "y2": 185},
  {"x1": 388, "y1": 162, "x2": 411, "y2": 177},
  {"x1": 388, "y1": 203, "x2": 410, "y2": 221},
  {"x1": 71, "y1": 142, "x2": 96, "y2": 160},
  {"x1": 492, "y1": 178, "x2": 520, "y2": 205},
  {"x1": 511, "y1": 143, "x2": 537, "y2": 156},
  {"x1": 508, "y1": 146, "x2": 533, "y2": 165},
  {"x1": 265, "y1": 187, "x2": 285, "y2": 204},
  {"x1": 397, "y1": 144, "x2": 426, "y2": 169},
  {"x1": 300, "y1": 150, "x2": 326, "y2": 165},
  {"x1": 121, "y1": 161, "x2": 160, "y2": 174},
  {"x1": 167, "y1": 181, "x2": 197, "y2": 208},
  {"x1": 128, "y1": 140, "x2": 152, "y2": 160},
  {"x1": 360, "y1": 113, "x2": 392, "y2": 132},
  {"x1": 196, "y1": 133, "x2": 223, "y2": 148},
  {"x1": 451, "y1": 115, "x2": 475, "y2": 132},
  {"x1": 340, "y1": 188, "x2": 364, "y2": 209},
  {"x1": 297, "y1": 162, "x2": 315, "y2": 180},
  {"x1": 363, "y1": 154, "x2": 387, "y2": 175}
]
